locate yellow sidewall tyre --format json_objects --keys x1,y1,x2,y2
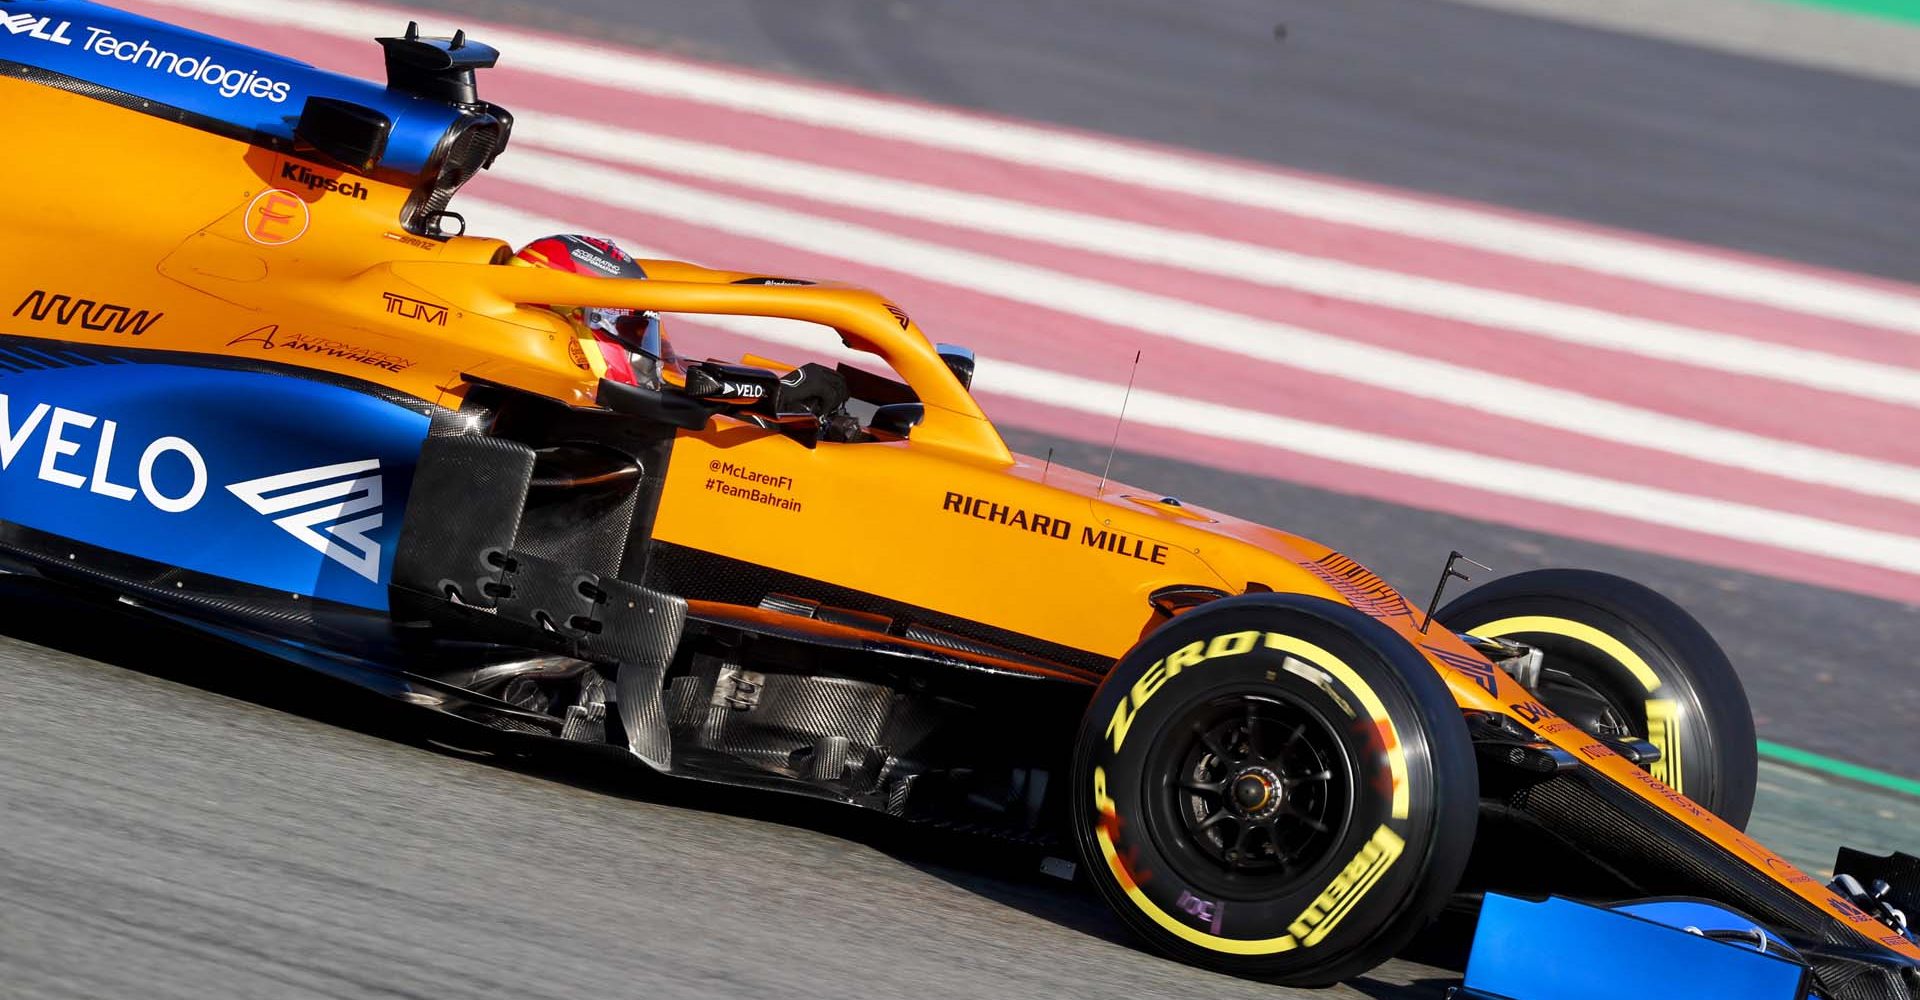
[
  {"x1": 1438, "y1": 568, "x2": 1757, "y2": 829},
  {"x1": 1071, "y1": 594, "x2": 1476, "y2": 985}
]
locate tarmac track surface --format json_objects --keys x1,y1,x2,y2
[{"x1": 7, "y1": 1, "x2": 1920, "y2": 998}]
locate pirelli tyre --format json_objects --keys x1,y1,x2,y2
[
  {"x1": 1438, "y1": 568, "x2": 1758, "y2": 829},
  {"x1": 1070, "y1": 594, "x2": 1476, "y2": 985}
]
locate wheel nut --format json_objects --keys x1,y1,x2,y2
[{"x1": 1233, "y1": 774, "x2": 1274, "y2": 812}]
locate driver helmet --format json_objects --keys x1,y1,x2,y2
[{"x1": 511, "y1": 234, "x2": 679, "y2": 388}]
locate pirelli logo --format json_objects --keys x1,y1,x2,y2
[{"x1": 1288, "y1": 824, "x2": 1405, "y2": 946}]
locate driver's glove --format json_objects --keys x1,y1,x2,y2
[{"x1": 773, "y1": 363, "x2": 850, "y2": 417}]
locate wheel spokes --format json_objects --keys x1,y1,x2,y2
[
  {"x1": 1285, "y1": 802, "x2": 1331, "y2": 833},
  {"x1": 1244, "y1": 702, "x2": 1267, "y2": 759},
  {"x1": 1197, "y1": 808, "x2": 1234, "y2": 832},
  {"x1": 1194, "y1": 722, "x2": 1235, "y2": 764},
  {"x1": 1182, "y1": 778, "x2": 1227, "y2": 797},
  {"x1": 1172, "y1": 695, "x2": 1343, "y2": 877}
]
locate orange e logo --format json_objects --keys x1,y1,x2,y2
[{"x1": 244, "y1": 188, "x2": 310, "y2": 246}]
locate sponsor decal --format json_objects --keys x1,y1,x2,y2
[
  {"x1": 566, "y1": 235, "x2": 635, "y2": 265},
  {"x1": 711, "y1": 377, "x2": 767, "y2": 400},
  {"x1": 1175, "y1": 890, "x2": 1224, "y2": 934},
  {"x1": 1829, "y1": 895, "x2": 1876, "y2": 924},
  {"x1": 281, "y1": 162, "x2": 367, "y2": 201},
  {"x1": 703, "y1": 459, "x2": 800, "y2": 512},
  {"x1": 943, "y1": 490, "x2": 1072, "y2": 539},
  {"x1": 1303, "y1": 553, "x2": 1416, "y2": 624},
  {"x1": 1507, "y1": 699, "x2": 1572, "y2": 734},
  {"x1": 1420, "y1": 642, "x2": 1501, "y2": 697},
  {"x1": 380, "y1": 292, "x2": 448, "y2": 327},
  {"x1": 228, "y1": 460, "x2": 385, "y2": 582},
  {"x1": 1080, "y1": 525, "x2": 1168, "y2": 565},
  {"x1": 75, "y1": 26, "x2": 292, "y2": 102},
  {"x1": 1624, "y1": 766, "x2": 1705, "y2": 819},
  {"x1": 940, "y1": 489, "x2": 1168, "y2": 563},
  {"x1": 731, "y1": 276, "x2": 816, "y2": 287},
  {"x1": 244, "y1": 189, "x2": 309, "y2": 246},
  {"x1": 1576, "y1": 742, "x2": 1613, "y2": 760},
  {"x1": 0, "y1": 362, "x2": 425, "y2": 609},
  {"x1": 1285, "y1": 825, "x2": 1405, "y2": 947},
  {"x1": 3, "y1": 12, "x2": 74, "y2": 45},
  {"x1": 567, "y1": 338, "x2": 593, "y2": 371},
  {"x1": 0, "y1": 395, "x2": 387, "y2": 582},
  {"x1": 883, "y1": 303, "x2": 911, "y2": 329},
  {"x1": 569, "y1": 246, "x2": 625, "y2": 276},
  {"x1": 0, "y1": 393, "x2": 204, "y2": 513},
  {"x1": 227, "y1": 325, "x2": 414, "y2": 374},
  {"x1": 13, "y1": 290, "x2": 161, "y2": 336},
  {"x1": 0, "y1": 389, "x2": 387, "y2": 577},
  {"x1": 381, "y1": 231, "x2": 440, "y2": 252}
]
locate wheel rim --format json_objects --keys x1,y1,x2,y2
[
  {"x1": 1534, "y1": 666, "x2": 1637, "y2": 740},
  {"x1": 1146, "y1": 690, "x2": 1354, "y2": 896}
]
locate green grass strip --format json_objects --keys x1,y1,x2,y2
[
  {"x1": 1767, "y1": 0, "x2": 1920, "y2": 24},
  {"x1": 1759, "y1": 739, "x2": 1920, "y2": 798}
]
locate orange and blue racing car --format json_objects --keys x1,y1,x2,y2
[{"x1": 1, "y1": 3, "x2": 1915, "y2": 995}]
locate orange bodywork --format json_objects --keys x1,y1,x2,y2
[{"x1": 2, "y1": 72, "x2": 1904, "y2": 957}]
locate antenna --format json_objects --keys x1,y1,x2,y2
[
  {"x1": 1042, "y1": 447, "x2": 1055, "y2": 486},
  {"x1": 1420, "y1": 550, "x2": 1491, "y2": 633},
  {"x1": 1097, "y1": 351, "x2": 1142, "y2": 496}
]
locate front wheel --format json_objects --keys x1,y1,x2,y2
[
  {"x1": 1438, "y1": 568, "x2": 1757, "y2": 829},
  {"x1": 1070, "y1": 594, "x2": 1477, "y2": 985}
]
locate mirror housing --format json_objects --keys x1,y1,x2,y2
[
  {"x1": 869, "y1": 402, "x2": 924, "y2": 440},
  {"x1": 935, "y1": 343, "x2": 975, "y2": 391}
]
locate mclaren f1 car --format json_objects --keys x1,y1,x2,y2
[{"x1": 2, "y1": 3, "x2": 1916, "y2": 995}]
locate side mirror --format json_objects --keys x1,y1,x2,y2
[
  {"x1": 936, "y1": 343, "x2": 975, "y2": 390},
  {"x1": 868, "y1": 402, "x2": 924, "y2": 439}
]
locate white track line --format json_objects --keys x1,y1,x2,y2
[
  {"x1": 509, "y1": 114, "x2": 1920, "y2": 402},
  {"x1": 491, "y1": 149, "x2": 1920, "y2": 506},
  {"x1": 141, "y1": 0, "x2": 1920, "y2": 336},
  {"x1": 458, "y1": 196, "x2": 1920, "y2": 577}
]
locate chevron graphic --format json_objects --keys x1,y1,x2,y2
[{"x1": 226, "y1": 459, "x2": 385, "y2": 582}]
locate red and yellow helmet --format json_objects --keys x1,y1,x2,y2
[{"x1": 512, "y1": 234, "x2": 678, "y2": 386}]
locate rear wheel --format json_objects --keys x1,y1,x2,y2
[
  {"x1": 1071, "y1": 594, "x2": 1476, "y2": 985},
  {"x1": 1438, "y1": 568, "x2": 1757, "y2": 828}
]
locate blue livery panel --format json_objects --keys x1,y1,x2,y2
[
  {"x1": 1462, "y1": 894, "x2": 1810, "y2": 1000},
  {"x1": 0, "y1": 0, "x2": 462, "y2": 174},
  {"x1": 0, "y1": 353, "x2": 429, "y2": 609}
]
